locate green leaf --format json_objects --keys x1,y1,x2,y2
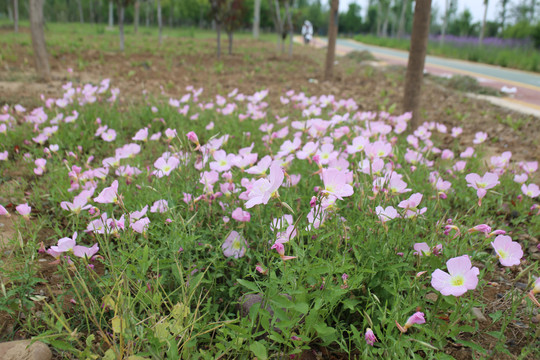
[
  {"x1": 313, "y1": 323, "x2": 336, "y2": 338},
  {"x1": 456, "y1": 339, "x2": 487, "y2": 354},
  {"x1": 236, "y1": 279, "x2": 260, "y2": 293},
  {"x1": 488, "y1": 310, "x2": 503, "y2": 323},
  {"x1": 293, "y1": 302, "x2": 309, "y2": 314},
  {"x1": 342, "y1": 298, "x2": 360, "y2": 310},
  {"x1": 250, "y1": 341, "x2": 268, "y2": 360}
]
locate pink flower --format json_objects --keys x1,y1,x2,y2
[
  {"x1": 210, "y1": 150, "x2": 235, "y2": 172},
  {"x1": 0, "y1": 151, "x2": 8, "y2": 161},
  {"x1": 245, "y1": 162, "x2": 284, "y2": 209},
  {"x1": 460, "y1": 147, "x2": 474, "y2": 158},
  {"x1": 231, "y1": 207, "x2": 251, "y2": 222},
  {"x1": 431, "y1": 255, "x2": 479, "y2": 297},
  {"x1": 222, "y1": 231, "x2": 247, "y2": 258},
  {"x1": 365, "y1": 328, "x2": 377, "y2": 346},
  {"x1": 94, "y1": 180, "x2": 119, "y2": 204},
  {"x1": 187, "y1": 131, "x2": 200, "y2": 147},
  {"x1": 514, "y1": 174, "x2": 528, "y2": 184},
  {"x1": 153, "y1": 156, "x2": 180, "y2": 177},
  {"x1": 270, "y1": 242, "x2": 296, "y2": 261},
  {"x1": 468, "y1": 224, "x2": 491, "y2": 234},
  {"x1": 101, "y1": 128, "x2": 117, "y2": 142},
  {"x1": 398, "y1": 193, "x2": 427, "y2": 218},
  {"x1": 132, "y1": 128, "x2": 148, "y2": 141},
  {"x1": 465, "y1": 172, "x2": 499, "y2": 205},
  {"x1": 33, "y1": 158, "x2": 47, "y2": 175},
  {"x1": 150, "y1": 200, "x2": 169, "y2": 213},
  {"x1": 321, "y1": 168, "x2": 354, "y2": 200},
  {"x1": 491, "y1": 235, "x2": 523, "y2": 267},
  {"x1": 60, "y1": 190, "x2": 93, "y2": 214},
  {"x1": 473, "y1": 131, "x2": 487, "y2": 144},
  {"x1": 522, "y1": 184, "x2": 540, "y2": 198},
  {"x1": 413, "y1": 242, "x2": 442, "y2": 256},
  {"x1": 131, "y1": 217, "x2": 150, "y2": 234},
  {"x1": 50, "y1": 232, "x2": 99, "y2": 259},
  {"x1": 375, "y1": 206, "x2": 398, "y2": 222},
  {"x1": 0, "y1": 205, "x2": 10, "y2": 217},
  {"x1": 451, "y1": 127, "x2": 463, "y2": 137},
  {"x1": 16, "y1": 203, "x2": 31, "y2": 219},
  {"x1": 396, "y1": 311, "x2": 426, "y2": 333}
]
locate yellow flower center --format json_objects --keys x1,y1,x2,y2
[{"x1": 450, "y1": 275, "x2": 465, "y2": 287}]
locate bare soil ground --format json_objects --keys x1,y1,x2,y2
[{"x1": 1, "y1": 29, "x2": 539, "y2": 359}]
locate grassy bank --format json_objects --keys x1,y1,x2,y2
[{"x1": 354, "y1": 34, "x2": 540, "y2": 73}]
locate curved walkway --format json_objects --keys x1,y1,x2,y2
[{"x1": 301, "y1": 36, "x2": 540, "y2": 117}]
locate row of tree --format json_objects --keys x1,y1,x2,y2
[{"x1": 4, "y1": 0, "x2": 540, "y2": 39}]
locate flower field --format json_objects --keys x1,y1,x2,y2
[
  {"x1": 0, "y1": 76, "x2": 539, "y2": 359},
  {"x1": 1, "y1": 24, "x2": 540, "y2": 358}
]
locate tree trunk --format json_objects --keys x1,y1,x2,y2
[
  {"x1": 157, "y1": 0, "x2": 162, "y2": 45},
  {"x1": 285, "y1": 0, "x2": 293, "y2": 57},
  {"x1": 403, "y1": 0, "x2": 432, "y2": 130},
  {"x1": 397, "y1": 0, "x2": 408, "y2": 38},
  {"x1": 216, "y1": 22, "x2": 221, "y2": 59},
  {"x1": 324, "y1": 0, "x2": 339, "y2": 81},
  {"x1": 531, "y1": 0, "x2": 536, "y2": 22},
  {"x1": 253, "y1": 0, "x2": 261, "y2": 39},
  {"x1": 29, "y1": 0, "x2": 51, "y2": 82},
  {"x1": 440, "y1": 0, "x2": 448, "y2": 45},
  {"x1": 169, "y1": 2, "x2": 173, "y2": 27},
  {"x1": 77, "y1": 0, "x2": 84, "y2": 23},
  {"x1": 118, "y1": 1, "x2": 125, "y2": 51},
  {"x1": 89, "y1": 0, "x2": 95, "y2": 23},
  {"x1": 228, "y1": 31, "x2": 233, "y2": 55},
  {"x1": 146, "y1": 0, "x2": 150, "y2": 26},
  {"x1": 479, "y1": 0, "x2": 488, "y2": 45},
  {"x1": 108, "y1": 1, "x2": 114, "y2": 27},
  {"x1": 273, "y1": 0, "x2": 283, "y2": 53},
  {"x1": 376, "y1": 1, "x2": 382, "y2": 36},
  {"x1": 134, "y1": 0, "x2": 140, "y2": 33},
  {"x1": 13, "y1": 0, "x2": 19, "y2": 33}
]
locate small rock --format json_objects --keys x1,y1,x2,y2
[
  {"x1": 0, "y1": 340, "x2": 52, "y2": 360},
  {"x1": 425, "y1": 292, "x2": 438, "y2": 302},
  {"x1": 515, "y1": 282, "x2": 528, "y2": 290},
  {"x1": 529, "y1": 246, "x2": 539, "y2": 253},
  {"x1": 471, "y1": 307, "x2": 487, "y2": 322},
  {"x1": 531, "y1": 314, "x2": 540, "y2": 324}
]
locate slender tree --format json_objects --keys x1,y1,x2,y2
[
  {"x1": 285, "y1": 0, "x2": 293, "y2": 57},
  {"x1": 272, "y1": 0, "x2": 284, "y2": 53},
  {"x1": 324, "y1": 0, "x2": 339, "y2": 81},
  {"x1": 211, "y1": 0, "x2": 224, "y2": 59},
  {"x1": 403, "y1": 0, "x2": 432, "y2": 130},
  {"x1": 109, "y1": 1, "x2": 114, "y2": 27},
  {"x1": 29, "y1": 0, "x2": 51, "y2": 82},
  {"x1": 13, "y1": 0, "x2": 19, "y2": 33},
  {"x1": 89, "y1": 0, "x2": 95, "y2": 23},
  {"x1": 479, "y1": 0, "x2": 489, "y2": 45},
  {"x1": 440, "y1": 0, "x2": 449, "y2": 44},
  {"x1": 134, "y1": 0, "x2": 140, "y2": 34},
  {"x1": 118, "y1": 0, "x2": 126, "y2": 51},
  {"x1": 77, "y1": 0, "x2": 84, "y2": 23},
  {"x1": 253, "y1": 0, "x2": 261, "y2": 39},
  {"x1": 397, "y1": 0, "x2": 409, "y2": 38},
  {"x1": 157, "y1": 0, "x2": 163, "y2": 44},
  {"x1": 499, "y1": 0, "x2": 509, "y2": 35}
]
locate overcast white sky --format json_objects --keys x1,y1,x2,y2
[{"x1": 338, "y1": 0, "x2": 502, "y2": 23}]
